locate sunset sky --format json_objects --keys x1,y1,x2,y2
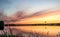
[{"x1": 0, "y1": 0, "x2": 60, "y2": 24}]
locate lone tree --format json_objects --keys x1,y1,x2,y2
[{"x1": 45, "y1": 21, "x2": 47, "y2": 29}]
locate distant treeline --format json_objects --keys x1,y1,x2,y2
[{"x1": 5, "y1": 23, "x2": 60, "y2": 26}]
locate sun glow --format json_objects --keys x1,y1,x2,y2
[
  {"x1": 42, "y1": 15, "x2": 60, "y2": 23},
  {"x1": 15, "y1": 14, "x2": 60, "y2": 24}
]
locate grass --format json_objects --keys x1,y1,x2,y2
[
  {"x1": 0, "y1": 34, "x2": 18, "y2": 37},
  {"x1": 0, "y1": 27, "x2": 19, "y2": 37}
]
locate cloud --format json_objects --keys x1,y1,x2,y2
[
  {"x1": 3, "y1": 9, "x2": 60, "y2": 24},
  {"x1": 14, "y1": 9, "x2": 60, "y2": 24},
  {"x1": 3, "y1": 11, "x2": 24, "y2": 24},
  {"x1": 4, "y1": 10, "x2": 34, "y2": 24}
]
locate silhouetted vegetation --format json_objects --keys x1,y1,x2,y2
[{"x1": 0, "y1": 34, "x2": 18, "y2": 37}]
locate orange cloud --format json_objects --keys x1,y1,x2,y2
[{"x1": 14, "y1": 9, "x2": 60, "y2": 24}]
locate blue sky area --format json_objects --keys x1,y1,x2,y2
[{"x1": 0, "y1": 0, "x2": 60, "y2": 16}]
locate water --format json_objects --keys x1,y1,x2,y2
[
  {"x1": 6, "y1": 26, "x2": 60, "y2": 35},
  {"x1": 0, "y1": 26, "x2": 60, "y2": 37}
]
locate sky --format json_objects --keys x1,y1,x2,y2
[
  {"x1": 1, "y1": 0, "x2": 60, "y2": 16},
  {"x1": 0, "y1": 0, "x2": 60, "y2": 24}
]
